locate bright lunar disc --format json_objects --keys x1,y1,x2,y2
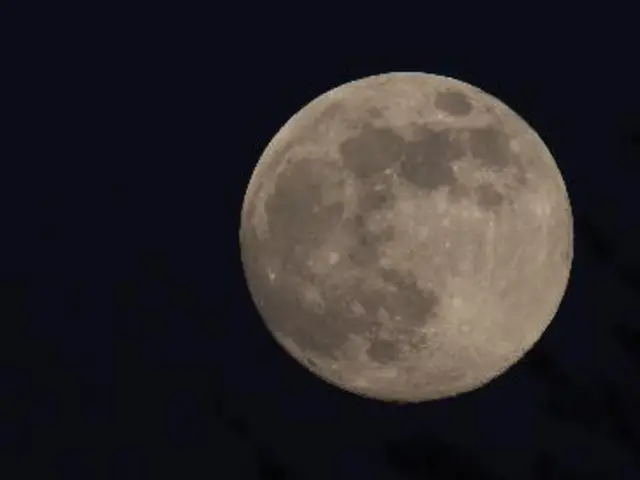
[{"x1": 239, "y1": 72, "x2": 573, "y2": 402}]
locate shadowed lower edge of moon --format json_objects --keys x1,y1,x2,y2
[
  {"x1": 241, "y1": 77, "x2": 570, "y2": 401},
  {"x1": 275, "y1": 327, "x2": 537, "y2": 402}
]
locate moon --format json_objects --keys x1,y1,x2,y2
[{"x1": 240, "y1": 72, "x2": 573, "y2": 402}]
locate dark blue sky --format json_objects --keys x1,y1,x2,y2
[{"x1": 2, "y1": 6, "x2": 639, "y2": 479}]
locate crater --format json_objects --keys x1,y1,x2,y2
[{"x1": 433, "y1": 89, "x2": 473, "y2": 116}]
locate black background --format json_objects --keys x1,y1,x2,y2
[{"x1": 1, "y1": 5, "x2": 639, "y2": 479}]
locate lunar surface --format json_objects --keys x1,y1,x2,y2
[{"x1": 240, "y1": 72, "x2": 573, "y2": 402}]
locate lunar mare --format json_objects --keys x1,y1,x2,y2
[{"x1": 240, "y1": 72, "x2": 573, "y2": 402}]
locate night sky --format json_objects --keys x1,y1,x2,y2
[{"x1": 2, "y1": 6, "x2": 639, "y2": 479}]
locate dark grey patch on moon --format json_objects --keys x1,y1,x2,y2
[
  {"x1": 397, "y1": 126, "x2": 465, "y2": 191},
  {"x1": 267, "y1": 102, "x2": 344, "y2": 181},
  {"x1": 248, "y1": 150, "x2": 402, "y2": 362},
  {"x1": 357, "y1": 180, "x2": 396, "y2": 212},
  {"x1": 353, "y1": 267, "x2": 441, "y2": 365},
  {"x1": 339, "y1": 124, "x2": 406, "y2": 178},
  {"x1": 337, "y1": 118, "x2": 526, "y2": 211},
  {"x1": 378, "y1": 267, "x2": 440, "y2": 325},
  {"x1": 366, "y1": 339, "x2": 401, "y2": 364},
  {"x1": 466, "y1": 125, "x2": 512, "y2": 170},
  {"x1": 341, "y1": 177, "x2": 399, "y2": 269},
  {"x1": 264, "y1": 157, "x2": 345, "y2": 270},
  {"x1": 252, "y1": 272, "x2": 376, "y2": 362},
  {"x1": 247, "y1": 254, "x2": 441, "y2": 365},
  {"x1": 463, "y1": 124, "x2": 530, "y2": 198},
  {"x1": 338, "y1": 119, "x2": 466, "y2": 194},
  {"x1": 433, "y1": 89, "x2": 473, "y2": 116},
  {"x1": 345, "y1": 212, "x2": 395, "y2": 268},
  {"x1": 475, "y1": 183, "x2": 506, "y2": 209}
]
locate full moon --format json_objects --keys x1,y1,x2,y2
[{"x1": 240, "y1": 72, "x2": 573, "y2": 402}]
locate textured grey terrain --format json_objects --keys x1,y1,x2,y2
[{"x1": 241, "y1": 73, "x2": 572, "y2": 402}]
